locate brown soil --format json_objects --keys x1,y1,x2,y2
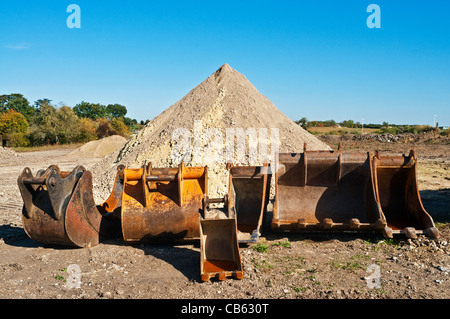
[{"x1": 0, "y1": 136, "x2": 449, "y2": 303}]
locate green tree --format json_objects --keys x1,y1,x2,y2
[
  {"x1": 341, "y1": 119, "x2": 356, "y2": 128},
  {"x1": 73, "y1": 101, "x2": 108, "y2": 120},
  {"x1": 34, "y1": 98, "x2": 52, "y2": 109},
  {"x1": 0, "y1": 93, "x2": 36, "y2": 122},
  {"x1": 296, "y1": 117, "x2": 309, "y2": 129},
  {"x1": 56, "y1": 106, "x2": 79, "y2": 144},
  {"x1": 31, "y1": 102, "x2": 59, "y2": 144},
  {"x1": 106, "y1": 103, "x2": 127, "y2": 118}
]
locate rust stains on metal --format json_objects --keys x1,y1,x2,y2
[
  {"x1": 372, "y1": 150, "x2": 439, "y2": 238},
  {"x1": 18, "y1": 165, "x2": 107, "y2": 247},
  {"x1": 199, "y1": 217, "x2": 243, "y2": 282},
  {"x1": 119, "y1": 162, "x2": 207, "y2": 243},
  {"x1": 272, "y1": 146, "x2": 438, "y2": 239}
]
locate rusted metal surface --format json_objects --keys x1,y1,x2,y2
[
  {"x1": 18, "y1": 165, "x2": 105, "y2": 247},
  {"x1": 199, "y1": 217, "x2": 243, "y2": 282},
  {"x1": 273, "y1": 146, "x2": 389, "y2": 236},
  {"x1": 228, "y1": 164, "x2": 271, "y2": 243},
  {"x1": 373, "y1": 150, "x2": 439, "y2": 239},
  {"x1": 272, "y1": 145, "x2": 439, "y2": 239},
  {"x1": 202, "y1": 164, "x2": 271, "y2": 243},
  {"x1": 97, "y1": 165, "x2": 125, "y2": 218},
  {"x1": 120, "y1": 162, "x2": 207, "y2": 243}
]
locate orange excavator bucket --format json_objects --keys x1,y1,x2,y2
[
  {"x1": 199, "y1": 217, "x2": 243, "y2": 282},
  {"x1": 118, "y1": 162, "x2": 207, "y2": 243},
  {"x1": 17, "y1": 165, "x2": 116, "y2": 248},
  {"x1": 199, "y1": 164, "x2": 270, "y2": 281},
  {"x1": 272, "y1": 147, "x2": 389, "y2": 236},
  {"x1": 372, "y1": 150, "x2": 439, "y2": 239},
  {"x1": 202, "y1": 164, "x2": 271, "y2": 243}
]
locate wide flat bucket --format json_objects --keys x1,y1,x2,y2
[
  {"x1": 121, "y1": 162, "x2": 207, "y2": 243},
  {"x1": 228, "y1": 164, "x2": 271, "y2": 243},
  {"x1": 18, "y1": 165, "x2": 106, "y2": 248},
  {"x1": 273, "y1": 149, "x2": 388, "y2": 235},
  {"x1": 373, "y1": 150, "x2": 439, "y2": 239},
  {"x1": 199, "y1": 217, "x2": 243, "y2": 282}
]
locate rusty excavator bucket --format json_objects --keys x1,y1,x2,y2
[
  {"x1": 96, "y1": 164, "x2": 125, "y2": 220},
  {"x1": 199, "y1": 164, "x2": 270, "y2": 281},
  {"x1": 272, "y1": 145, "x2": 439, "y2": 239},
  {"x1": 199, "y1": 217, "x2": 243, "y2": 282},
  {"x1": 202, "y1": 164, "x2": 271, "y2": 243},
  {"x1": 116, "y1": 162, "x2": 207, "y2": 243},
  {"x1": 17, "y1": 165, "x2": 116, "y2": 248},
  {"x1": 372, "y1": 150, "x2": 439, "y2": 239},
  {"x1": 273, "y1": 146, "x2": 389, "y2": 236},
  {"x1": 228, "y1": 164, "x2": 272, "y2": 243}
]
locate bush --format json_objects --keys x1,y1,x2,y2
[
  {"x1": 110, "y1": 118, "x2": 130, "y2": 137},
  {"x1": 378, "y1": 126, "x2": 401, "y2": 135},
  {"x1": 55, "y1": 106, "x2": 80, "y2": 144},
  {"x1": 77, "y1": 118, "x2": 97, "y2": 143},
  {"x1": 95, "y1": 118, "x2": 114, "y2": 138},
  {"x1": 26, "y1": 124, "x2": 46, "y2": 146},
  {"x1": 6, "y1": 131, "x2": 30, "y2": 147},
  {"x1": 95, "y1": 118, "x2": 130, "y2": 139},
  {"x1": 0, "y1": 109, "x2": 30, "y2": 147}
]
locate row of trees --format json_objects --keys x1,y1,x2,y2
[
  {"x1": 295, "y1": 117, "x2": 436, "y2": 134},
  {"x1": 295, "y1": 117, "x2": 379, "y2": 130},
  {"x1": 0, "y1": 93, "x2": 140, "y2": 147}
]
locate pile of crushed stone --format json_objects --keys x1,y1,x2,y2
[
  {"x1": 66, "y1": 135, "x2": 128, "y2": 159},
  {"x1": 91, "y1": 63, "x2": 330, "y2": 203},
  {"x1": 0, "y1": 147, "x2": 20, "y2": 162}
]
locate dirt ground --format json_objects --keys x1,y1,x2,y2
[{"x1": 0, "y1": 135, "x2": 449, "y2": 305}]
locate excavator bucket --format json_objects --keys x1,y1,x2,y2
[
  {"x1": 120, "y1": 162, "x2": 207, "y2": 243},
  {"x1": 272, "y1": 146, "x2": 389, "y2": 236},
  {"x1": 96, "y1": 164, "x2": 125, "y2": 220},
  {"x1": 228, "y1": 164, "x2": 271, "y2": 243},
  {"x1": 199, "y1": 217, "x2": 243, "y2": 282},
  {"x1": 372, "y1": 150, "x2": 439, "y2": 239},
  {"x1": 202, "y1": 164, "x2": 271, "y2": 243},
  {"x1": 17, "y1": 165, "x2": 110, "y2": 248}
]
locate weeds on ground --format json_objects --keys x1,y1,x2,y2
[
  {"x1": 328, "y1": 254, "x2": 370, "y2": 273},
  {"x1": 253, "y1": 243, "x2": 269, "y2": 253},
  {"x1": 55, "y1": 269, "x2": 67, "y2": 282},
  {"x1": 252, "y1": 259, "x2": 273, "y2": 272},
  {"x1": 272, "y1": 240, "x2": 291, "y2": 248}
]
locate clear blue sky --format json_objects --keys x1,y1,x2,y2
[{"x1": 1, "y1": 1, "x2": 449, "y2": 126}]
